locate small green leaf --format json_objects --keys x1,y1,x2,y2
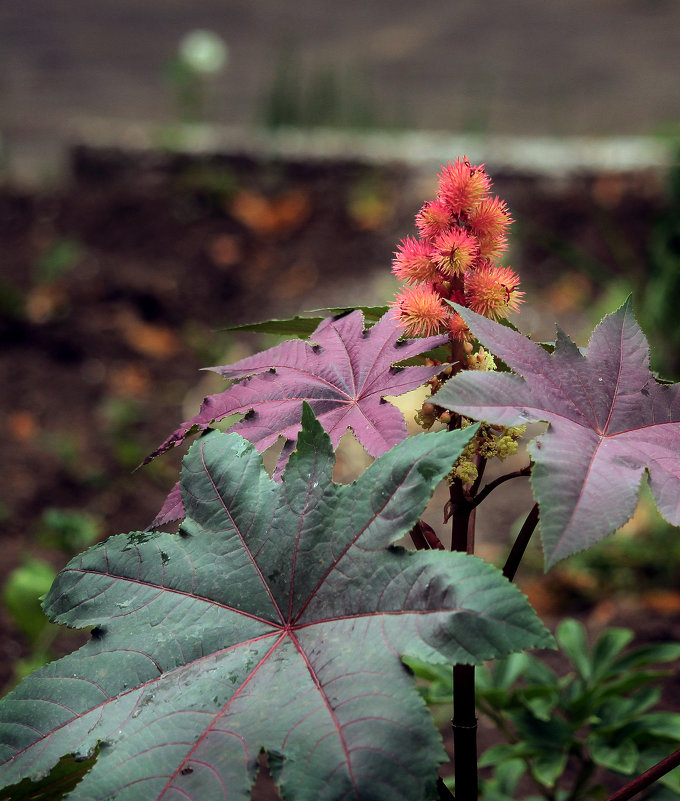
[
  {"x1": 590, "y1": 627, "x2": 634, "y2": 682},
  {"x1": 512, "y1": 709, "x2": 573, "y2": 751},
  {"x1": 222, "y1": 315, "x2": 326, "y2": 338},
  {"x1": 531, "y1": 750, "x2": 569, "y2": 787},
  {"x1": 595, "y1": 687, "x2": 662, "y2": 730},
  {"x1": 556, "y1": 619, "x2": 592, "y2": 681},
  {"x1": 613, "y1": 643, "x2": 680, "y2": 673},
  {"x1": 521, "y1": 691, "x2": 558, "y2": 722},
  {"x1": 222, "y1": 306, "x2": 389, "y2": 339},
  {"x1": 638, "y1": 712, "x2": 680, "y2": 741},
  {"x1": 3, "y1": 558, "x2": 56, "y2": 641},
  {"x1": 479, "y1": 743, "x2": 534, "y2": 767},
  {"x1": 523, "y1": 657, "x2": 559, "y2": 687},
  {"x1": 588, "y1": 733, "x2": 639, "y2": 774},
  {"x1": 308, "y1": 305, "x2": 388, "y2": 322},
  {"x1": 489, "y1": 653, "x2": 533, "y2": 691}
]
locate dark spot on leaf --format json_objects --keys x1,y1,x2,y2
[
  {"x1": 311, "y1": 344, "x2": 322, "y2": 353},
  {"x1": 160, "y1": 551, "x2": 169, "y2": 564},
  {"x1": 91, "y1": 626, "x2": 106, "y2": 640},
  {"x1": 181, "y1": 766, "x2": 194, "y2": 776},
  {"x1": 641, "y1": 387, "x2": 650, "y2": 396},
  {"x1": 268, "y1": 367, "x2": 276, "y2": 374},
  {"x1": 379, "y1": 398, "x2": 387, "y2": 404},
  {"x1": 178, "y1": 526, "x2": 190, "y2": 538},
  {"x1": 126, "y1": 531, "x2": 155, "y2": 545},
  {"x1": 390, "y1": 366, "x2": 404, "y2": 374},
  {"x1": 244, "y1": 409, "x2": 256, "y2": 420}
]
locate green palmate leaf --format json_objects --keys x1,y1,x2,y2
[
  {"x1": 223, "y1": 306, "x2": 389, "y2": 338},
  {"x1": 0, "y1": 407, "x2": 552, "y2": 801}
]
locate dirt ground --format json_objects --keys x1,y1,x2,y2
[{"x1": 1, "y1": 147, "x2": 680, "y2": 796}]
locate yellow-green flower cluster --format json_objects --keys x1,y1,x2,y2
[{"x1": 450, "y1": 419, "x2": 526, "y2": 486}]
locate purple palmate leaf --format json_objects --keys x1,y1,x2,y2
[
  {"x1": 432, "y1": 299, "x2": 680, "y2": 568},
  {"x1": 148, "y1": 311, "x2": 450, "y2": 526},
  {"x1": 0, "y1": 407, "x2": 551, "y2": 801}
]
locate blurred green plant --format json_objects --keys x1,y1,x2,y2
[
  {"x1": 43, "y1": 430, "x2": 104, "y2": 486},
  {"x1": 33, "y1": 238, "x2": 82, "y2": 285},
  {"x1": 260, "y1": 43, "x2": 380, "y2": 131},
  {"x1": 639, "y1": 157, "x2": 680, "y2": 378},
  {"x1": 2, "y1": 511, "x2": 101, "y2": 688},
  {"x1": 407, "y1": 620, "x2": 680, "y2": 800},
  {"x1": 37, "y1": 508, "x2": 101, "y2": 554},
  {"x1": 3, "y1": 558, "x2": 57, "y2": 683},
  {"x1": 0, "y1": 276, "x2": 24, "y2": 321},
  {"x1": 523, "y1": 155, "x2": 680, "y2": 379},
  {"x1": 555, "y1": 514, "x2": 680, "y2": 605},
  {"x1": 165, "y1": 29, "x2": 228, "y2": 123}
]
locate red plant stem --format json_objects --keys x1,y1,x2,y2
[
  {"x1": 449, "y1": 473, "x2": 481, "y2": 800},
  {"x1": 606, "y1": 747, "x2": 680, "y2": 801},
  {"x1": 502, "y1": 503, "x2": 540, "y2": 581},
  {"x1": 470, "y1": 464, "x2": 532, "y2": 509},
  {"x1": 447, "y1": 338, "x2": 482, "y2": 799}
]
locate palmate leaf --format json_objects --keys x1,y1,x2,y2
[
  {"x1": 0, "y1": 407, "x2": 552, "y2": 801},
  {"x1": 148, "y1": 311, "x2": 450, "y2": 526},
  {"x1": 431, "y1": 299, "x2": 680, "y2": 568},
  {"x1": 150, "y1": 311, "x2": 447, "y2": 468}
]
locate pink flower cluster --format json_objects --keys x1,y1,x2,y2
[{"x1": 392, "y1": 158, "x2": 523, "y2": 338}]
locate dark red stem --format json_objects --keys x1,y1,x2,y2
[
  {"x1": 606, "y1": 747, "x2": 680, "y2": 801},
  {"x1": 502, "y1": 503, "x2": 540, "y2": 581},
  {"x1": 469, "y1": 463, "x2": 531, "y2": 509},
  {"x1": 447, "y1": 338, "x2": 481, "y2": 799},
  {"x1": 449, "y1": 473, "x2": 481, "y2": 800}
]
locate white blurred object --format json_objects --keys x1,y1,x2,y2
[{"x1": 179, "y1": 30, "x2": 228, "y2": 74}]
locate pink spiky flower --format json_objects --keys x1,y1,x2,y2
[
  {"x1": 467, "y1": 197, "x2": 513, "y2": 243},
  {"x1": 448, "y1": 312, "x2": 470, "y2": 342},
  {"x1": 432, "y1": 228, "x2": 479, "y2": 277},
  {"x1": 465, "y1": 265, "x2": 524, "y2": 320},
  {"x1": 392, "y1": 236, "x2": 439, "y2": 283},
  {"x1": 437, "y1": 159, "x2": 491, "y2": 215},
  {"x1": 391, "y1": 157, "x2": 522, "y2": 345},
  {"x1": 415, "y1": 198, "x2": 452, "y2": 240},
  {"x1": 392, "y1": 284, "x2": 448, "y2": 337}
]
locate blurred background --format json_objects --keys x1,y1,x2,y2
[
  {"x1": 2, "y1": 0, "x2": 680, "y2": 706},
  {"x1": 2, "y1": 1, "x2": 680, "y2": 153}
]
